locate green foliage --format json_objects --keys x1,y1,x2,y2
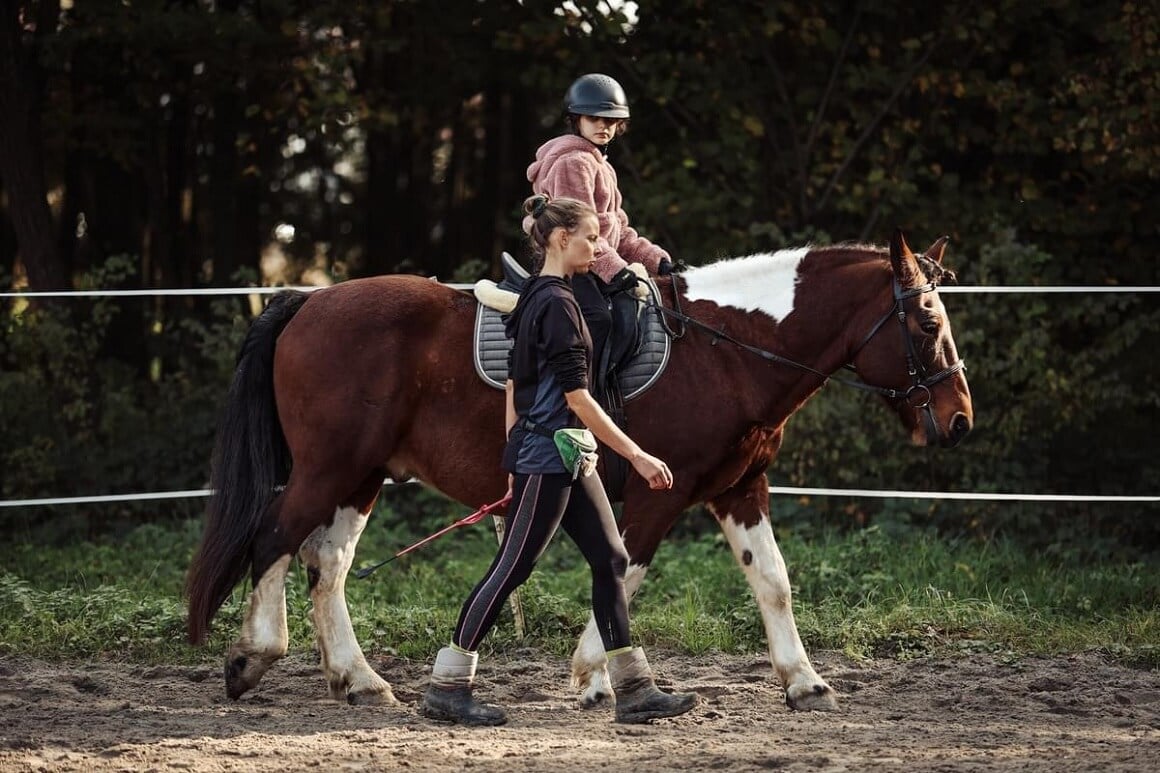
[
  {"x1": 618, "y1": 2, "x2": 1158, "y2": 281},
  {"x1": 0, "y1": 259, "x2": 250, "y2": 538},
  {"x1": 1, "y1": 519, "x2": 1155, "y2": 667},
  {"x1": 766, "y1": 223, "x2": 1160, "y2": 552},
  {"x1": 2, "y1": 1, "x2": 1157, "y2": 554}
]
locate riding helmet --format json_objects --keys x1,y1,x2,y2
[{"x1": 563, "y1": 73, "x2": 630, "y2": 119}]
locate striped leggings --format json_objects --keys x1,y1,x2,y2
[{"x1": 452, "y1": 471, "x2": 631, "y2": 653}]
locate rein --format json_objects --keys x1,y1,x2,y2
[
  {"x1": 650, "y1": 271, "x2": 966, "y2": 407},
  {"x1": 658, "y1": 276, "x2": 687, "y2": 340}
]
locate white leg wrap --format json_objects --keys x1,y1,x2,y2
[
  {"x1": 573, "y1": 562, "x2": 648, "y2": 695},
  {"x1": 432, "y1": 646, "x2": 478, "y2": 689},
  {"x1": 608, "y1": 647, "x2": 651, "y2": 687}
]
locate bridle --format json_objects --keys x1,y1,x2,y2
[
  {"x1": 843, "y1": 275, "x2": 967, "y2": 440},
  {"x1": 648, "y1": 257, "x2": 966, "y2": 439}
]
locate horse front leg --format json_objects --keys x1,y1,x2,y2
[
  {"x1": 709, "y1": 476, "x2": 837, "y2": 711},
  {"x1": 298, "y1": 503, "x2": 397, "y2": 705}
]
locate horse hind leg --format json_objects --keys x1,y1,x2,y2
[
  {"x1": 297, "y1": 475, "x2": 396, "y2": 705},
  {"x1": 709, "y1": 477, "x2": 838, "y2": 711},
  {"x1": 224, "y1": 495, "x2": 292, "y2": 700}
]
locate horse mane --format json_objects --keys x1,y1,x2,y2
[{"x1": 811, "y1": 242, "x2": 957, "y2": 287}]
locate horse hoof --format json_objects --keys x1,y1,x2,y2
[
  {"x1": 348, "y1": 687, "x2": 398, "y2": 706},
  {"x1": 224, "y1": 645, "x2": 283, "y2": 700},
  {"x1": 786, "y1": 683, "x2": 839, "y2": 712},
  {"x1": 578, "y1": 688, "x2": 612, "y2": 710},
  {"x1": 224, "y1": 655, "x2": 257, "y2": 700}
]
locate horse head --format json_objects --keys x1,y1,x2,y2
[{"x1": 848, "y1": 229, "x2": 973, "y2": 448}]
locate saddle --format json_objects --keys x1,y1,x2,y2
[{"x1": 472, "y1": 253, "x2": 671, "y2": 403}]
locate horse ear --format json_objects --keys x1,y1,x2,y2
[
  {"x1": 889, "y1": 228, "x2": 921, "y2": 285},
  {"x1": 924, "y1": 236, "x2": 950, "y2": 265}
]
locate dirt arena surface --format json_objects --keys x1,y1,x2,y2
[{"x1": 1, "y1": 649, "x2": 1157, "y2": 772}]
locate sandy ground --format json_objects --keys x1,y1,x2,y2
[{"x1": 0, "y1": 649, "x2": 1157, "y2": 772}]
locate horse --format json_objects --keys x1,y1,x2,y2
[{"x1": 185, "y1": 228, "x2": 973, "y2": 712}]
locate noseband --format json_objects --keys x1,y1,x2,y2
[{"x1": 650, "y1": 261, "x2": 965, "y2": 438}]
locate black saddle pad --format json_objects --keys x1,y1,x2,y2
[{"x1": 473, "y1": 278, "x2": 671, "y2": 402}]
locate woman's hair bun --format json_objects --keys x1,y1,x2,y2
[{"x1": 527, "y1": 194, "x2": 549, "y2": 219}]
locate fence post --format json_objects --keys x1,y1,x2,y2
[{"x1": 492, "y1": 513, "x2": 526, "y2": 638}]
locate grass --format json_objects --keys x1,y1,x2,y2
[{"x1": 1, "y1": 511, "x2": 1156, "y2": 668}]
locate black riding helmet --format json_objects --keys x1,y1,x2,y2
[{"x1": 563, "y1": 73, "x2": 630, "y2": 120}]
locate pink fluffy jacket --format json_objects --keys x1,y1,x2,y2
[{"x1": 524, "y1": 135, "x2": 670, "y2": 283}]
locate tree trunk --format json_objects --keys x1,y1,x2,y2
[
  {"x1": 207, "y1": 0, "x2": 263, "y2": 287},
  {"x1": 0, "y1": 0, "x2": 67, "y2": 290},
  {"x1": 209, "y1": 84, "x2": 242, "y2": 286},
  {"x1": 483, "y1": 86, "x2": 534, "y2": 277}
]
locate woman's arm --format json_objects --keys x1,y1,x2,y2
[
  {"x1": 505, "y1": 379, "x2": 516, "y2": 438},
  {"x1": 614, "y1": 213, "x2": 670, "y2": 274},
  {"x1": 504, "y1": 380, "x2": 517, "y2": 497},
  {"x1": 564, "y1": 388, "x2": 672, "y2": 490}
]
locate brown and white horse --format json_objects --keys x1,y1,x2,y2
[{"x1": 186, "y1": 228, "x2": 972, "y2": 711}]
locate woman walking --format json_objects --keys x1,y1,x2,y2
[{"x1": 420, "y1": 194, "x2": 698, "y2": 727}]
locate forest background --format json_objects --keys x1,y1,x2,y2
[{"x1": 1, "y1": 0, "x2": 1157, "y2": 556}]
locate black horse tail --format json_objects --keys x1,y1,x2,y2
[{"x1": 186, "y1": 290, "x2": 310, "y2": 645}]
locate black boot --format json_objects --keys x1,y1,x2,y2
[
  {"x1": 421, "y1": 684, "x2": 507, "y2": 726},
  {"x1": 419, "y1": 646, "x2": 507, "y2": 726},
  {"x1": 609, "y1": 648, "x2": 698, "y2": 724}
]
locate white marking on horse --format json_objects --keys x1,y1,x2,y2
[
  {"x1": 299, "y1": 505, "x2": 393, "y2": 702},
  {"x1": 682, "y1": 247, "x2": 810, "y2": 321},
  {"x1": 932, "y1": 294, "x2": 956, "y2": 359},
  {"x1": 239, "y1": 554, "x2": 291, "y2": 658},
  {"x1": 713, "y1": 507, "x2": 829, "y2": 700}
]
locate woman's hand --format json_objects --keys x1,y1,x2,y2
[
  {"x1": 630, "y1": 451, "x2": 673, "y2": 490},
  {"x1": 610, "y1": 264, "x2": 651, "y2": 301},
  {"x1": 564, "y1": 388, "x2": 673, "y2": 490},
  {"x1": 626, "y1": 263, "x2": 650, "y2": 299}
]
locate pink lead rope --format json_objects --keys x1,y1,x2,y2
[{"x1": 354, "y1": 494, "x2": 513, "y2": 579}]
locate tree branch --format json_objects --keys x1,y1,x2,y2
[{"x1": 815, "y1": 26, "x2": 945, "y2": 216}]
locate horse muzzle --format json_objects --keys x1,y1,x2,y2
[
  {"x1": 926, "y1": 409, "x2": 972, "y2": 449},
  {"x1": 945, "y1": 411, "x2": 972, "y2": 447}
]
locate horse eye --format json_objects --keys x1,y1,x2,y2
[{"x1": 919, "y1": 315, "x2": 940, "y2": 335}]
